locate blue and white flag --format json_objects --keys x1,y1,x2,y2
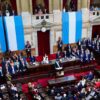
[
  {"x1": 62, "y1": 11, "x2": 82, "y2": 44},
  {"x1": 4, "y1": 16, "x2": 25, "y2": 51},
  {"x1": 0, "y1": 17, "x2": 6, "y2": 52}
]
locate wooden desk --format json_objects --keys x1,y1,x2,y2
[
  {"x1": 0, "y1": 58, "x2": 95, "y2": 84},
  {"x1": 48, "y1": 75, "x2": 76, "y2": 86},
  {"x1": 11, "y1": 59, "x2": 80, "y2": 80},
  {"x1": 88, "y1": 47, "x2": 100, "y2": 64}
]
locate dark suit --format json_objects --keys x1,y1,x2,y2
[
  {"x1": 65, "y1": 45, "x2": 72, "y2": 57},
  {"x1": 0, "y1": 68, "x2": 3, "y2": 77},
  {"x1": 57, "y1": 40, "x2": 63, "y2": 52},
  {"x1": 19, "y1": 60, "x2": 28, "y2": 71},
  {"x1": 8, "y1": 65, "x2": 17, "y2": 75},
  {"x1": 1, "y1": 60, "x2": 7, "y2": 76},
  {"x1": 56, "y1": 52, "x2": 61, "y2": 60},
  {"x1": 25, "y1": 44, "x2": 31, "y2": 57},
  {"x1": 54, "y1": 61, "x2": 62, "y2": 69},
  {"x1": 30, "y1": 56, "x2": 36, "y2": 63}
]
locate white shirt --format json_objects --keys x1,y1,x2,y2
[
  {"x1": 43, "y1": 56, "x2": 49, "y2": 64},
  {"x1": 12, "y1": 66, "x2": 15, "y2": 74}
]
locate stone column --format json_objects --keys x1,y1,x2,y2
[
  {"x1": 50, "y1": 30, "x2": 55, "y2": 54},
  {"x1": 29, "y1": 0, "x2": 33, "y2": 14},
  {"x1": 32, "y1": 30, "x2": 38, "y2": 56},
  {"x1": 49, "y1": 0, "x2": 53, "y2": 13},
  {"x1": 88, "y1": 24, "x2": 93, "y2": 39},
  {"x1": 53, "y1": 0, "x2": 59, "y2": 10},
  {"x1": 60, "y1": 0, "x2": 63, "y2": 11},
  {"x1": 16, "y1": 0, "x2": 21, "y2": 15},
  {"x1": 81, "y1": 0, "x2": 88, "y2": 8},
  {"x1": 77, "y1": 0, "x2": 82, "y2": 10},
  {"x1": 20, "y1": 0, "x2": 30, "y2": 13}
]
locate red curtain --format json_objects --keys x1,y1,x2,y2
[
  {"x1": 92, "y1": 25, "x2": 100, "y2": 38},
  {"x1": 63, "y1": 0, "x2": 77, "y2": 11},
  {"x1": 63, "y1": 0, "x2": 67, "y2": 8},
  {"x1": 73, "y1": 0, "x2": 77, "y2": 11},
  {"x1": 10, "y1": 0, "x2": 17, "y2": 15},
  {"x1": 32, "y1": 0, "x2": 36, "y2": 14},
  {"x1": 32, "y1": 0, "x2": 49, "y2": 14},
  {"x1": 37, "y1": 30, "x2": 50, "y2": 56},
  {"x1": 90, "y1": 0, "x2": 94, "y2": 5},
  {"x1": 43, "y1": 0, "x2": 49, "y2": 13}
]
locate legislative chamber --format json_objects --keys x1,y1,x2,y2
[{"x1": 0, "y1": 0, "x2": 100, "y2": 100}]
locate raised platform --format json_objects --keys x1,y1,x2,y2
[
  {"x1": 48, "y1": 75, "x2": 76, "y2": 86},
  {"x1": 11, "y1": 60, "x2": 97, "y2": 84}
]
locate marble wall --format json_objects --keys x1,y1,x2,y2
[{"x1": 15, "y1": 0, "x2": 100, "y2": 55}]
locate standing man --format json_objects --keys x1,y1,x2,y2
[
  {"x1": 57, "y1": 37, "x2": 63, "y2": 52},
  {"x1": 25, "y1": 41, "x2": 31, "y2": 57}
]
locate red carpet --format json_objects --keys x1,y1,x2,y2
[
  {"x1": 96, "y1": 65, "x2": 100, "y2": 70},
  {"x1": 22, "y1": 71, "x2": 91, "y2": 93}
]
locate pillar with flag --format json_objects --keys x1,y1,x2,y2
[
  {"x1": 0, "y1": 17, "x2": 7, "y2": 52},
  {"x1": 62, "y1": 11, "x2": 82, "y2": 44},
  {"x1": 4, "y1": 16, "x2": 25, "y2": 51}
]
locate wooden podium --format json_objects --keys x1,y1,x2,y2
[{"x1": 55, "y1": 67, "x2": 64, "y2": 77}]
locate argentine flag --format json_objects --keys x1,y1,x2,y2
[
  {"x1": 62, "y1": 11, "x2": 82, "y2": 44},
  {"x1": 0, "y1": 17, "x2": 6, "y2": 52},
  {"x1": 4, "y1": 16, "x2": 25, "y2": 51}
]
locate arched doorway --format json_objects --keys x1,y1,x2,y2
[{"x1": 37, "y1": 30, "x2": 50, "y2": 56}]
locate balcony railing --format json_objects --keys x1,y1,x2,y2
[
  {"x1": 31, "y1": 14, "x2": 54, "y2": 26},
  {"x1": 89, "y1": 10, "x2": 100, "y2": 21},
  {"x1": 90, "y1": 10, "x2": 100, "y2": 16}
]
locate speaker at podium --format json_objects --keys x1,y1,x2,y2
[{"x1": 54, "y1": 60, "x2": 64, "y2": 77}]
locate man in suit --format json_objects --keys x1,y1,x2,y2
[
  {"x1": 86, "y1": 71, "x2": 94, "y2": 80},
  {"x1": 8, "y1": 61, "x2": 17, "y2": 75},
  {"x1": 56, "y1": 51, "x2": 61, "y2": 60},
  {"x1": 54, "y1": 60, "x2": 63, "y2": 70},
  {"x1": 0, "y1": 66, "x2": 3, "y2": 77},
  {"x1": 25, "y1": 41, "x2": 31, "y2": 57},
  {"x1": 65, "y1": 44, "x2": 72, "y2": 58},
  {"x1": 30, "y1": 55, "x2": 36, "y2": 65},
  {"x1": 1, "y1": 58, "x2": 7, "y2": 76},
  {"x1": 19, "y1": 58, "x2": 28, "y2": 71},
  {"x1": 57, "y1": 37, "x2": 63, "y2": 52}
]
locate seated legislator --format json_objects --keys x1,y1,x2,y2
[
  {"x1": 96, "y1": 44, "x2": 100, "y2": 52},
  {"x1": 56, "y1": 51, "x2": 62, "y2": 60},
  {"x1": 8, "y1": 60, "x2": 18, "y2": 75},
  {"x1": 90, "y1": 52, "x2": 95, "y2": 61},
  {"x1": 63, "y1": 50, "x2": 67, "y2": 59},
  {"x1": 19, "y1": 58, "x2": 28, "y2": 72},
  {"x1": 25, "y1": 41, "x2": 31, "y2": 57},
  {"x1": 42, "y1": 54, "x2": 49, "y2": 64},
  {"x1": 14, "y1": 59, "x2": 20, "y2": 72},
  {"x1": 84, "y1": 49, "x2": 91, "y2": 63},
  {"x1": 86, "y1": 71, "x2": 94, "y2": 81},
  {"x1": 64, "y1": 44, "x2": 72, "y2": 58},
  {"x1": 29, "y1": 55, "x2": 36, "y2": 65},
  {"x1": 0, "y1": 66, "x2": 3, "y2": 77},
  {"x1": 57, "y1": 37, "x2": 63, "y2": 52},
  {"x1": 54, "y1": 60, "x2": 63, "y2": 70}
]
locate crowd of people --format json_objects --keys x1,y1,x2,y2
[
  {"x1": 46, "y1": 72, "x2": 100, "y2": 100},
  {"x1": 0, "y1": 81, "x2": 26, "y2": 100},
  {"x1": 0, "y1": 52, "x2": 29, "y2": 77},
  {"x1": 0, "y1": 34, "x2": 99, "y2": 77},
  {"x1": 90, "y1": 5, "x2": 100, "y2": 11},
  {"x1": 0, "y1": 36, "x2": 99, "y2": 100},
  {"x1": 56, "y1": 37, "x2": 97, "y2": 64}
]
